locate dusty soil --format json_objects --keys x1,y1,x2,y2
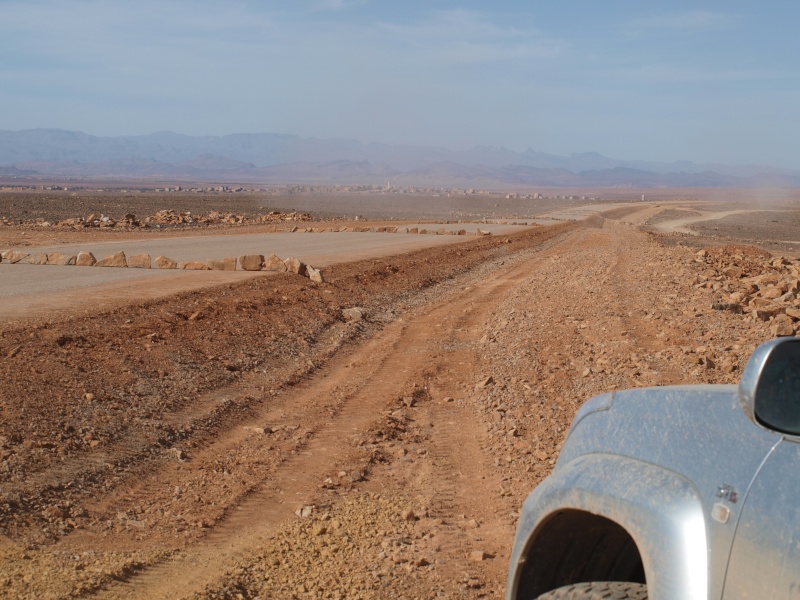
[
  {"x1": 687, "y1": 209, "x2": 800, "y2": 249},
  {"x1": 0, "y1": 196, "x2": 797, "y2": 598},
  {"x1": 0, "y1": 189, "x2": 571, "y2": 225},
  {"x1": 0, "y1": 191, "x2": 277, "y2": 223}
]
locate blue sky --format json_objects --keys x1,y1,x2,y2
[{"x1": 1, "y1": 0, "x2": 798, "y2": 168}]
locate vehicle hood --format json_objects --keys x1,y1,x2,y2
[{"x1": 558, "y1": 385, "x2": 781, "y2": 504}]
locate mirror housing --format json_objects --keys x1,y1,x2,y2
[{"x1": 739, "y1": 337, "x2": 800, "y2": 436}]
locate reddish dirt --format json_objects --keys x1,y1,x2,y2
[{"x1": 0, "y1": 198, "x2": 796, "y2": 599}]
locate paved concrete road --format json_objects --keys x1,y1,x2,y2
[{"x1": 0, "y1": 224, "x2": 528, "y2": 323}]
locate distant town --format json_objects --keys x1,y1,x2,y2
[{"x1": 0, "y1": 181, "x2": 605, "y2": 202}]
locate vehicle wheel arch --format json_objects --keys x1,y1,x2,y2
[
  {"x1": 507, "y1": 454, "x2": 709, "y2": 600},
  {"x1": 514, "y1": 509, "x2": 645, "y2": 599}
]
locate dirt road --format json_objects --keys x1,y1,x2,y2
[
  {"x1": 0, "y1": 224, "x2": 527, "y2": 324},
  {"x1": 0, "y1": 211, "x2": 782, "y2": 599},
  {"x1": 648, "y1": 208, "x2": 756, "y2": 235}
]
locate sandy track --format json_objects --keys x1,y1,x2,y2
[{"x1": 76, "y1": 233, "x2": 552, "y2": 599}]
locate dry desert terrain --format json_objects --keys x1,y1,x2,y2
[{"x1": 0, "y1": 189, "x2": 799, "y2": 599}]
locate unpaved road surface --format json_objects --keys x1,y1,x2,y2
[
  {"x1": 0, "y1": 207, "x2": 793, "y2": 599},
  {"x1": 0, "y1": 224, "x2": 527, "y2": 324},
  {"x1": 647, "y1": 208, "x2": 756, "y2": 235}
]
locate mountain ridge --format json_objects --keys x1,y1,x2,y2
[{"x1": 1, "y1": 128, "x2": 798, "y2": 188}]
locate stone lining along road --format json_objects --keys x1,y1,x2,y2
[{"x1": 0, "y1": 224, "x2": 529, "y2": 323}]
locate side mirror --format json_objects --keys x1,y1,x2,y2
[{"x1": 739, "y1": 337, "x2": 800, "y2": 436}]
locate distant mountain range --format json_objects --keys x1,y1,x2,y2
[{"x1": 1, "y1": 128, "x2": 798, "y2": 188}]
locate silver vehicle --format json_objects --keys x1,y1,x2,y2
[{"x1": 506, "y1": 337, "x2": 800, "y2": 600}]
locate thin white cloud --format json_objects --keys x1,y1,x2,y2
[
  {"x1": 377, "y1": 9, "x2": 568, "y2": 63},
  {"x1": 621, "y1": 10, "x2": 738, "y2": 35},
  {"x1": 378, "y1": 8, "x2": 543, "y2": 41},
  {"x1": 312, "y1": 0, "x2": 367, "y2": 11},
  {"x1": 438, "y1": 41, "x2": 563, "y2": 63},
  {"x1": 607, "y1": 64, "x2": 789, "y2": 84}
]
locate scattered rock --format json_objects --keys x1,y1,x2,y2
[
  {"x1": 26, "y1": 253, "x2": 48, "y2": 265},
  {"x1": 244, "y1": 425, "x2": 273, "y2": 435},
  {"x1": 468, "y1": 550, "x2": 492, "y2": 561},
  {"x1": 284, "y1": 257, "x2": 307, "y2": 276},
  {"x1": 76, "y1": 251, "x2": 97, "y2": 266},
  {"x1": 48, "y1": 252, "x2": 76, "y2": 266},
  {"x1": 180, "y1": 261, "x2": 210, "y2": 270},
  {"x1": 263, "y1": 254, "x2": 288, "y2": 272},
  {"x1": 5, "y1": 250, "x2": 28, "y2": 264},
  {"x1": 127, "y1": 253, "x2": 151, "y2": 269},
  {"x1": 207, "y1": 257, "x2": 237, "y2": 271},
  {"x1": 754, "y1": 304, "x2": 784, "y2": 321},
  {"x1": 343, "y1": 307, "x2": 364, "y2": 321},
  {"x1": 712, "y1": 302, "x2": 743, "y2": 314},
  {"x1": 401, "y1": 508, "x2": 418, "y2": 521},
  {"x1": 770, "y1": 315, "x2": 796, "y2": 337},
  {"x1": 239, "y1": 255, "x2": 264, "y2": 271},
  {"x1": 475, "y1": 376, "x2": 495, "y2": 389},
  {"x1": 42, "y1": 506, "x2": 66, "y2": 520},
  {"x1": 154, "y1": 255, "x2": 178, "y2": 269},
  {"x1": 95, "y1": 251, "x2": 127, "y2": 268},
  {"x1": 307, "y1": 265, "x2": 324, "y2": 283}
]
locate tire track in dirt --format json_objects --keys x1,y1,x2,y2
[
  {"x1": 602, "y1": 219, "x2": 691, "y2": 384},
  {"x1": 4, "y1": 315, "x2": 369, "y2": 549},
  {"x1": 85, "y1": 317, "x2": 416, "y2": 598},
  {"x1": 88, "y1": 288, "x2": 489, "y2": 595},
  {"x1": 397, "y1": 258, "x2": 549, "y2": 594},
  {"x1": 81, "y1": 231, "x2": 570, "y2": 599},
  {"x1": 10, "y1": 374, "x2": 259, "y2": 491}
]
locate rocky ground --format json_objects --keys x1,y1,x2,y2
[
  {"x1": 0, "y1": 200, "x2": 798, "y2": 599},
  {"x1": 0, "y1": 189, "x2": 571, "y2": 226}
]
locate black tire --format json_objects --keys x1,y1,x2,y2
[{"x1": 535, "y1": 581, "x2": 648, "y2": 600}]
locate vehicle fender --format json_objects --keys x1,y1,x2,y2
[{"x1": 508, "y1": 453, "x2": 708, "y2": 600}]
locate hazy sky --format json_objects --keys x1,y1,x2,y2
[{"x1": 2, "y1": 0, "x2": 798, "y2": 167}]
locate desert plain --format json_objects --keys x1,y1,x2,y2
[{"x1": 0, "y1": 186, "x2": 799, "y2": 599}]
